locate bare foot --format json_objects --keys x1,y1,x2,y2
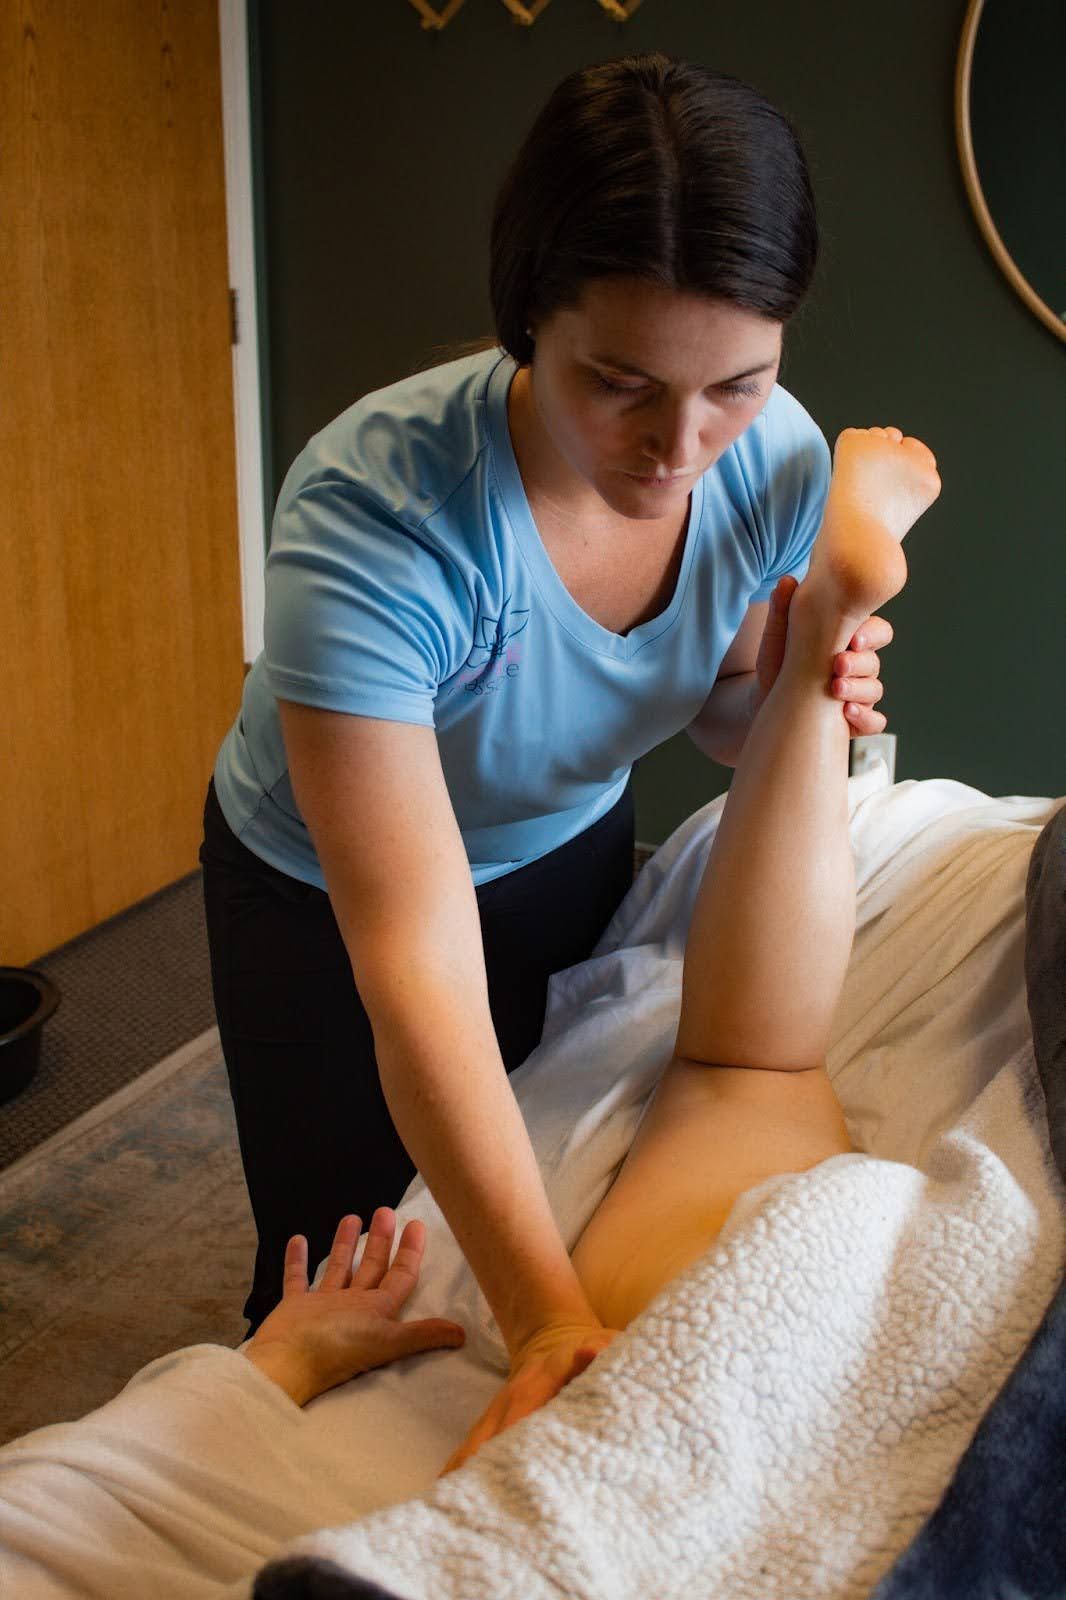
[
  {"x1": 793, "y1": 427, "x2": 941, "y2": 657},
  {"x1": 811, "y1": 427, "x2": 940, "y2": 619}
]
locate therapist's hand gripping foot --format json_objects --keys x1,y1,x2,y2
[
  {"x1": 571, "y1": 427, "x2": 941, "y2": 1333},
  {"x1": 756, "y1": 574, "x2": 894, "y2": 741},
  {"x1": 243, "y1": 1208, "x2": 466, "y2": 1407}
]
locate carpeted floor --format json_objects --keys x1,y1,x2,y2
[
  {"x1": 0, "y1": 1029, "x2": 254, "y2": 1446},
  {"x1": 0, "y1": 871, "x2": 216, "y2": 1169}
]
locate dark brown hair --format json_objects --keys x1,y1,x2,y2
[{"x1": 490, "y1": 53, "x2": 818, "y2": 365}]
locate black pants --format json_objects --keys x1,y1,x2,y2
[{"x1": 199, "y1": 777, "x2": 634, "y2": 1330}]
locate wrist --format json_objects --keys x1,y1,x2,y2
[
  {"x1": 504, "y1": 1292, "x2": 603, "y2": 1363},
  {"x1": 242, "y1": 1340, "x2": 320, "y2": 1407}
]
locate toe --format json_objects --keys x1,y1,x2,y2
[{"x1": 903, "y1": 436, "x2": 937, "y2": 468}]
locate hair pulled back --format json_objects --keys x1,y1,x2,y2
[{"x1": 490, "y1": 53, "x2": 817, "y2": 366}]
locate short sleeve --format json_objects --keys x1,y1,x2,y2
[
  {"x1": 263, "y1": 473, "x2": 472, "y2": 726},
  {"x1": 747, "y1": 389, "x2": 832, "y2": 603}
]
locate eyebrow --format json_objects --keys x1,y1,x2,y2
[{"x1": 587, "y1": 353, "x2": 779, "y2": 386}]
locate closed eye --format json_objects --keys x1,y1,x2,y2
[
  {"x1": 718, "y1": 379, "x2": 764, "y2": 400},
  {"x1": 591, "y1": 372, "x2": 649, "y2": 396},
  {"x1": 590, "y1": 371, "x2": 765, "y2": 402}
]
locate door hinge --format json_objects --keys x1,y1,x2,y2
[{"x1": 229, "y1": 288, "x2": 239, "y2": 347}]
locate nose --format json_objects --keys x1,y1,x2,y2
[{"x1": 640, "y1": 397, "x2": 703, "y2": 474}]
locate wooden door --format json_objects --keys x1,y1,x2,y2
[{"x1": 1, "y1": 1, "x2": 245, "y2": 965}]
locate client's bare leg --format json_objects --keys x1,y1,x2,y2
[{"x1": 572, "y1": 429, "x2": 941, "y2": 1328}]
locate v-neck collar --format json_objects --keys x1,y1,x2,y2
[{"x1": 485, "y1": 354, "x2": 705, "y2": 662}]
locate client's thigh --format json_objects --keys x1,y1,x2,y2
[{"x1": 571, "y1": 1056, "x2": 854, "y2": 1330}]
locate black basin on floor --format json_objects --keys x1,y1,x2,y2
[{"x1": 0, "y1": 967, "x2": 60, "y2": 1105}]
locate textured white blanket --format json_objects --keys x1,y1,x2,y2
[{"x1": 1, "y1": 771, "x2": 1062, "y2": 1600}]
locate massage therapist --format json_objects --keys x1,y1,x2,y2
[{"x1": 199, "y1": 53, "x2": 891, "y2": 1446}]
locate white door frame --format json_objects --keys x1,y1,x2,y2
[{"x1": 218, "y1": 0, "x2": 266, "y2": 662}]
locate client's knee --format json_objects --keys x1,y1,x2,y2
[{"x1": 673, "y1": 1045, "x2": 827, "y2": 1075}]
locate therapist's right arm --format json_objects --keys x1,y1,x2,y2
[{"x1": 277, "y1": 701, "x2": 608, "y2": 1383}]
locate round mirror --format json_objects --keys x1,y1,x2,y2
[{"x1": 956, "y1": 0, "x2": 1065, "y2": 343}]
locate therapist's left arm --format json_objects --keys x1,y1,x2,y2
[{"x1": 687, "y1": 577, "x2": 894, "y2": 768}]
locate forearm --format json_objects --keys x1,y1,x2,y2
[
  {"x1": 686, "y1": 671, "x2": 760, "y2": 767},
  {"x1": 373, "y1": 993, "x2": 597, "y2": 1356}
]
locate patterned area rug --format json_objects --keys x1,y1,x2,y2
[{"x1": 0, "y1": 1029, "x2": 255, "y2": 1446}]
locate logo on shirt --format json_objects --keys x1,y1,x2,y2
[{"x1": 459, "y1": 598, "x2": 529, "y2": 695}]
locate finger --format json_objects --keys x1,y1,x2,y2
[
  {"x1": 377, "y1": 1219, "x2": 427, "y2": 1309},
  {"x1": 565, "y1": 1342, "x2": 605, "y2": 1382},
  {"x1": 352, "y1": 1207, "x2": 398, "y2": 1291},
  {"x1": 441, "y1": 1393, "x2": 510, "y2": 1475},
  {"x1": 441, "y1": 1442, "x2": 474, "y2": 1476},
  {"x1": 832, "y1": 649, "x2": 879, "y2": 681},
  {"x1": 442, "y1": 1364, "x2": 551, "y2": 1473},
  {"x1": 772, "y1": 573, "x2": 798, "y2": 616},
  {"x1": 444, "y1": 1401, "x2": 525, "y2": 1473},
  {"x1": 281, "y1": 1234, "x2": 309, "y2": 1300},
  {"x1": 847, "y1": 615, "x2": 893, "y2": 652},
  {"x1": 319, "y1": 1214, "x2": 362, "y2": 1294},
  {"x1": 448, "y1": 1370, "x2": 566, "y2": 1475},
  {"x1": 831, "y1": 675, "x2": 884, "y2": 706},
  {"x1": 385, "y1": 1318, "x2": 466, "y2": 1364},
  {"x1": 767, "y1": 575, "x2": 797, "y2": 636},
  {"x1": 351, "y1": 1318, "x2": 465, "y2": 1380},
  {"x1": 845, "y1": 703, "x2": 888, "y2": 737}
]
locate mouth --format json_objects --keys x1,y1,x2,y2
[{"x1": 623, "y1": 471, "x2": 693, "y2": 489}]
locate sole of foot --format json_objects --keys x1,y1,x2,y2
[{"x1": 808, "y1": 426, "x2": 942, "y2": 629}]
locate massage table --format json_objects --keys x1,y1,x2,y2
[{"x1": 1, "y1": 763, "x2": 1063, "y2": 1598}]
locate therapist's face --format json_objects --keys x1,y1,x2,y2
[{"x1": 523, "y1": 276, "x2": 783, "y2": 520}]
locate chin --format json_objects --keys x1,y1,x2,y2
[{"x1": 610, "y1": 473, "x2": 692, "y2": 513}]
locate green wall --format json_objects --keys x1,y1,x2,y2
[{"x1": 253, "y1": 0, "x2": 1065, "y2": 843}]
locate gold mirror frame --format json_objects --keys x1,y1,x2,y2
[
  {"x1": 953, "y1": 0, "x2": 1062, "y2": 342},
  {"x1": 955, "y1": 0, "x2": 1065, "y2": 343}
]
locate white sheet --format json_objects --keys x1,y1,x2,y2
[{"x1": 0, "y1": 767, "x2": 1061, "y2": 1599}]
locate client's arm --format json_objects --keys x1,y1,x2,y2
[{"x1": 242, "y1": 1209, "x2": 466, "y2": 1406}]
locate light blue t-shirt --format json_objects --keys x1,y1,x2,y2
[{"x1": 214, "y1": 349, "x2": 830, "y2": 887}]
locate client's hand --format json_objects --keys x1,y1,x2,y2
[
  {"x1": 441, "y1": 1320, "x2": 619, "y2": 1474},
  {"x1": 758, "y1": 574, "x2": 894, "y2": 738},
  {"x1": 242, "y1": 1209, "x2": 466, "y2": 1407}
]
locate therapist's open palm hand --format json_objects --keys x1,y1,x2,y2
[
  {"x1": 759, "y1": 574, "x2": 894, "y2": 737},
  {"x1": 243, "y1": 1210, "x2": 465, "y2": 1406},
  {"x1": 442, "y1": 1321, "x2": 619, "y2": 1474}
]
